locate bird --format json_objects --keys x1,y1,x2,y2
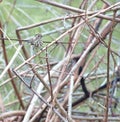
[{"x1": 25, "y1": 33, "x2": 43, "y2": 47}]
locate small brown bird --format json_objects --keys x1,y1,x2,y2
[{"x1": 26, "y1": 33, "x2": 43, "y2": 47}]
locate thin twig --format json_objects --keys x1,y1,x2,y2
[
  {"x1": 0, "y1": 45, "x2": 22, "y2": 79},
  {"x1": 104, "y1": 10, "x2": 117, "y2": 122},
  {"x1": 45, "y1": 48, "x2": 53, "y2": 100},
  {"x1": 68, "y1": 75, "x2": 74, "y2": 117},
  {"x1": 0, "y1": 25, "x2": 24, "y2": 109},
  {"x1": 13, "y1": 70, "x2": 67, "y2": 122},
  {"x1": 37, "y1": 0, "x2": 120, "y2": 16},
  {"x1": 0, "y1": 111, "x2": 26, "y2": 120}
]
